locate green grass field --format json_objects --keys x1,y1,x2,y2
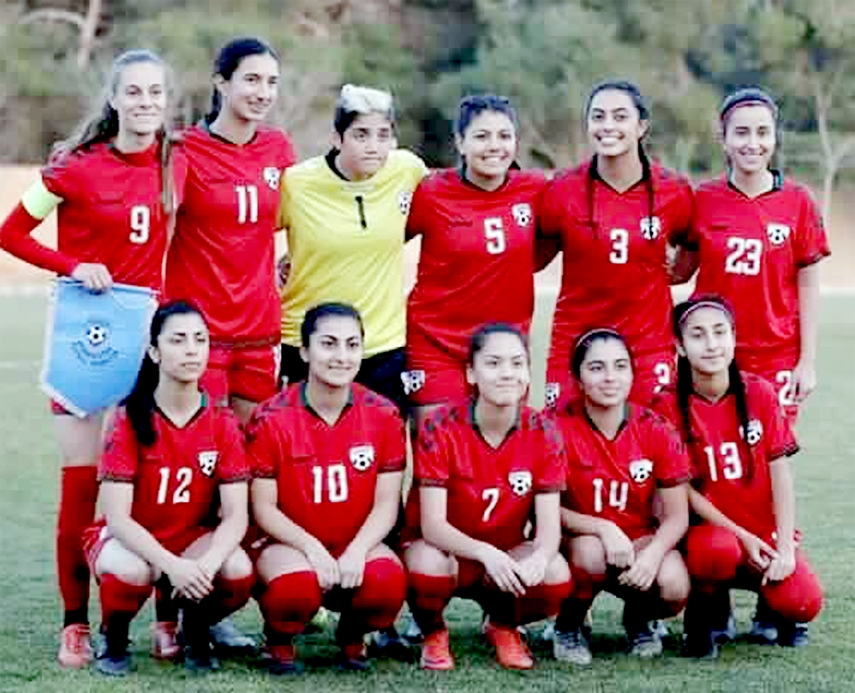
[{"x1": 1, "y1": 293, "x2": 854, "y2": 693}]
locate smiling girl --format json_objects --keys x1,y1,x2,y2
[{"x1": 0, "y1": 49, "x2": 183, "y2": 668}]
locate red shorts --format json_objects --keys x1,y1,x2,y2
[
  {"x1": 82, "y1": 519, "x2": 209, "y2": 574},
  {"x1": 202, "y1": 344, "x2": 281, "y2": 405},
  {"x1": 753, "y1": 364, "x2": 800, "y2": 427},
  {"x1": 545, "y1": 349, "x2": 675, "y2": 410},
  {"x1": 404, "y1": 336, "x2": 471, "y2": 407}
]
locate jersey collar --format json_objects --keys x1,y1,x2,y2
[
  {"x1": 154, "y1": 391, "x2": 208, "y2": 429},
  {"x1": 725, "y1": 168, "x2": 783, "y2": 198},
  {"x1": 588, "y1": 155, "x2": 650, "y2": 193},
  {"x1": 467, "y1": 399, "x2": 521, "y2": 449},
  {"x1": 581, "y1": 402, "x2": 631, "y2": 440},
  {"x1": 300, "y1": 381, "x2": 354, "y2": 423}
]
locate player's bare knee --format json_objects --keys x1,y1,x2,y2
[
  {"x1": 544, "y1": 552, "x2": 571, "y2": 585},
  {"x1": 220, "y1": 547, "x2": 253, "y2": 580},
  {"x1": 404, "y1": 539, "x2": 453, "y2": 576},
  {"x1": 571, "y1": 535, "x2": 608, "y2": 577},
  {"x1": 657, "y1": 551, "x2": 690, "y2": 603},
  {"x1": 256, "y1": 543, "x2": 311, "y2": 583},
  {"x1": 96, "y1": 540, "x2": 153, "y2": 585},
  {"x1": 366, "y1": 542, "x2": 400, "y2": 565}
]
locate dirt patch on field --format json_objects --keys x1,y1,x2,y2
[{"x1": 0, "y1": 165, "x2": 851, "y2": 289}]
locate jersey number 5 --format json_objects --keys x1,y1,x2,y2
[
  {"x1": 129, "y1": 206, "x2": 150, "y2": 244},
  {"x1": 484, "y1": 218, "x2": 506, "y2": 254}
]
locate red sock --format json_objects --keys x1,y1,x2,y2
[
  {"x1": 99, "y1": 574, "x2": 151, "y2": 629},
  {"x1": 337, "y1": 558, "x2": 407, "y2": 643},
  {"x1": 484, "y1": 580, "x2": 572, "y2": 627},
  {"x1": 206, "y1": 574, "x2": 255, "y2": 624},
  {"x1": 260, "y1": 572, "x2": 322, "y2": 641},
  {"x1": 407, "y1": 572, "x2": 455, "y2": 636},
  {"x1": 57, "y1": 466, "x2": 98, "y2": 625}
]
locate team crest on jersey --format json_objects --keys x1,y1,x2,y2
[
  {"x1": 511, "y1": 203, "x2": 533, "y2": 227},
  {"x1": 740, "y1": 419, "x2": 764, "y2": 446},
  {"x1": 640, "y1": 216, "x2": 662, "y2": 240},
  {"x1": 198, "y1": 451, "x2": 218, "y2": 476},
  {"x1": 767, "y1": 223, "x2": 790, "y2": 246},
  {"x1": 544, "y1": 382, "x2": 561, "y2": 409},
  {"x1": 398, "y1": 190, "x2": 413, "y2": 215},
  {"x1": 263, "y1": 167, "x2": 281, "y2": 190},
  {"x1": 508, "y1": 471, "x2": 533, "y2": 496},
  {"x1": 401, "y1": 370, "x2": 426, "y2": 395},
  {"x1": 629, "y1": 459, "x2": 654, "y2": 484},
  {"x1": 349, "y1": 445, "x2": 375, "y2": 472}
]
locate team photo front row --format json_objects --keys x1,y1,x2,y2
[{"x1": 82, "y1": 298, "x2": 822, "y2": 676}]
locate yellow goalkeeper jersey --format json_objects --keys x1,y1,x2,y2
[{"x1": 279, "y1": 149, "x2": 428, "y2": 356}]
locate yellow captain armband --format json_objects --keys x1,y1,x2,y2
[{"x1": 21, "y1": 178, "x2": 63, "y2": 220}]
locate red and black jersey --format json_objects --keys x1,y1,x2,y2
[
  {"x1": 246, "y1": 383, "x2": 405, "y2": 555},
  {"x1": 653, "y1": 373, "x2": 799, "y2": 543},
  {"x1": 555, "y1": 404, "x2": 691, "y2": 540},
  {"x1": 406, "y1": 169, "x2": 547, "y2": 364},
  {"x1": 691, "y1": 173, "x2": 830, "y2": 373},
  {"x1": 540, "y1": 160, "x2": 693, "y2": 384},
  {"x1": 408, "y1": 403, "x2": 567, "y2": 551},
  {"x1": 99, "y1": 400, "x2": 249, "y2": 554},
  {"x1": 165, "y1": 125, "x2": 296, "y2": 345}
]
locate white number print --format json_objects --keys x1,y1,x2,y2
[
  {"x1": 609, "y1": 228, "x2": 629, "y2": 264},
  {"x1": 593, "y1": 478, "x2": 629, "y2": 513},
  {"x1": 129, "y1": 205, "x2": 150, "y2": 244},
  {"x1": 482, "y1": 487, "x2": 500, "y2": 522},
  {"x1": 703, "y1": 442, "x2": 743, "y2": 482},
  {"x1": 235, "y1": 185, "x2": 259, "y2": 224},
  {"x1": 724, "y1": 237, "x2": 763, "y2": 276},
  {"x1": 484, "y1": 218, "x2": 506, "y2": 254},
  {"x1": 775, "y1": 370, "x2": 796, "y2": 407},
  {"x1": 654, "y1": 362, "x2": 671, "y2": 392},
  {"x1": 156, "y1": 467, "x2": 193, "y2": 505},
  {"x1": 312, "y1": 464, "x2": 348, "y2": 504}
]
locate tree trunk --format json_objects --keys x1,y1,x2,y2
[{"x1": 76, "y1": 0, "x2": 102, "y2": 70}]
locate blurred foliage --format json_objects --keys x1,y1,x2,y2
[{"x1": 1, "y1": 0, "x2": 855, "y2": 190}]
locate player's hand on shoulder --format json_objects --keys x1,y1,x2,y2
[{"x1": 72, "y1": 262, "x2": 113, "y2": 292}]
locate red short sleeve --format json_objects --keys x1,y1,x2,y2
[
  {"x1": 244, "y1": 411, "x2": 281, "y2": 480},
  {"x1": 171, "y1": 145, "x2": 189, "y2": 208},
  {"x1": 756, "y1": 380, "x2": 799, "y2": 461},
  {"x1": 99, "y1": 409, "x2": 138, "y2": 483},
  {"x1": 537, "y1": 175, "x2": 567, "y2": 239},
  {"x1": 40, "y1": 153, "x2": 82, "y2": 200},
  {"x1": 278, "y1": 132, "x2": 298, "y2": 170},
  {"x1": 414, "y1": 412, "x2": 452, "y2": 486},
  {"x1": 649, "y1": 415, "x2": 692, "y2": 488},
  {"x1": 794, "y1": 187, "x2": 831, "y2": 268},
  {"x1": 405, "y1": 177, "x2": 430, "y2": 240},
  {"x1": 378, "y1": 408, "x2": 406, "y2": 473},
  {"x1": 215, "y1": 409, "x2": 251, "y2": 483},
  {"x1": 668, "y1": 180, "x2": 697, "y2": 249},
  {"x1": 533, "y1": 414, "x2": 567, "y2": 493}
]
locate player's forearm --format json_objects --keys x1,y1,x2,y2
[
  {"x1": 422, "y1": 518, "x2": 496, "y2": 565},
  {"x1": 770, "y1": 460, "x2": 797, "y2": 552},
  {"x1": 199, "y1": 488, "x2": 249, "y2": 573},
  {"x1": 560, "y1": 506, "x2": 612, "y2": 537},
  {"x1": 687, "y1": 487, "x2": 752, "y2": 542},
  {"x1": 0, "y1": 203, "x2": 78, "y2": 276},
  {"x1": 797, "y1": 263, "x2": 820, "y2": 364},
  {"x1": 107, "y1": 514, "x2": 180, "y2": 575},
  {"x1": 669, "y1": 246, "x2": 699, "y2": 285},
  {"x1": 646, "y1": 485, "x2": 689, "y2": 556},
  {"x1": 346, "y1": 490, "x2": 400, "y2": 556},
  {"x1": 255, "y1": 503, "x2": 325, "y2": 555},
  {"x1": 531, "y1": 493, "x2": 561, "y2": 558}
]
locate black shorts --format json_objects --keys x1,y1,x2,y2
[{"x1": 279, "y1": 344, "x2": 408, "y2": 414}]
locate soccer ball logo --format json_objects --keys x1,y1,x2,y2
[
  {"x1": 198, "y1": 451, "x2": 218, "y2": 476},
  {"x1": 512, "y1": 203, "x2": 533, "y2": 227},
  {"x1": 86, "y1": 323, "x2": 109, "y2": 348},
  {"x1": 741, "y1": 419, "x2": 764, "y2": 446},
  {"x1": 640, "y1": 216, "x2": 661, "y2": 240},
  {"x1": 544, "y1": 382, "x2": 561, "y2": 409},
  {"x1": 401, "y1": 370, "x2": 426, "y2": 395},
  {"x1": 263, "y1": 167, "x2": 281, "y2": 190},
  {"x1": 349, "y1": 445, "x2": 375, "y2": 472},
  {"x1": 629, "y1": 459, "x2": 654, "y2": 484},
  {"x1": 398, "y1": 191, "x2": 413, "y2": 215},
  {"x1": 508, "y1": 470, "x2": 532, "y2": 496},
  {"x1": 767, "y1": 223, "x2": 790, "y2": 246}
]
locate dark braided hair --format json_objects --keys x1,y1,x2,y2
[
  {"x1": 205, "y1": 37, "x2": 279, "y2": 124},
  {"x1": 673, "y1": 296, "x2": 755, "y2": 481},
  {"x1": 584, "y1": 80, "x2": 654, "y2": 238},
  {"x1": 124, "y1": 301, "x2": 206, "y2": 446}
]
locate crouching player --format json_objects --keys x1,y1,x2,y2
[
  {"x1": 553, "y1": 329, "x2": 691, "y2": 666},
  {"x1": 85, "y1": 302, "x2": 253, "y2": 675},
  {"x1": 247, "y1": 303, "x2": 407, "y2": 674},
  {"x1": 654, "y1": 297, "x2": 823, "y2": 658},
  {"x1": 404, "y1": 323, "x2": 571, "y2": 671}
]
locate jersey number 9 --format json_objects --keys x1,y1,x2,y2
[{"x1": 129, "y1": 205, "x2": 150, "y2": 244}]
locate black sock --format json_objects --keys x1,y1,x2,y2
[{"x1": 64, "y1": 608, "x2": 89, "y2": 628}]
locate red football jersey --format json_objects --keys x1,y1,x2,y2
[
  {"x1": 653, "y1": 373, "x2": 799, "y2": 544},
  {"x1": 540, "y1": 160, "x2": 693, "y2": 382},
  {"x1": 165, "y1": 125, "x2": 296, "y2": 345},
  {"x1": 409, "y1": 404, "x2": 567, "y2": 551},
  {"x1": 247, "y1": 383, "x2": 406, "y2": 556},
  {"x1": 99, "y1": 400, "x2": 250, "y2": 554},
  {"x1": 691, "y1": 174, "x2": 830, "y2": 373},
  {"x1": 406, "y1": 169, "x2": 547, "y2": 363},
  {"x1": 555, "y1": 404, "x2": 691, "y2": 540},
  {"x1": 37, "y1": 142, "x2": 187, "y2": 290}
]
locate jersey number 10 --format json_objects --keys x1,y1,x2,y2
[{"x1": 312, "y1": 464, "x2": 348, "y2": 503}]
